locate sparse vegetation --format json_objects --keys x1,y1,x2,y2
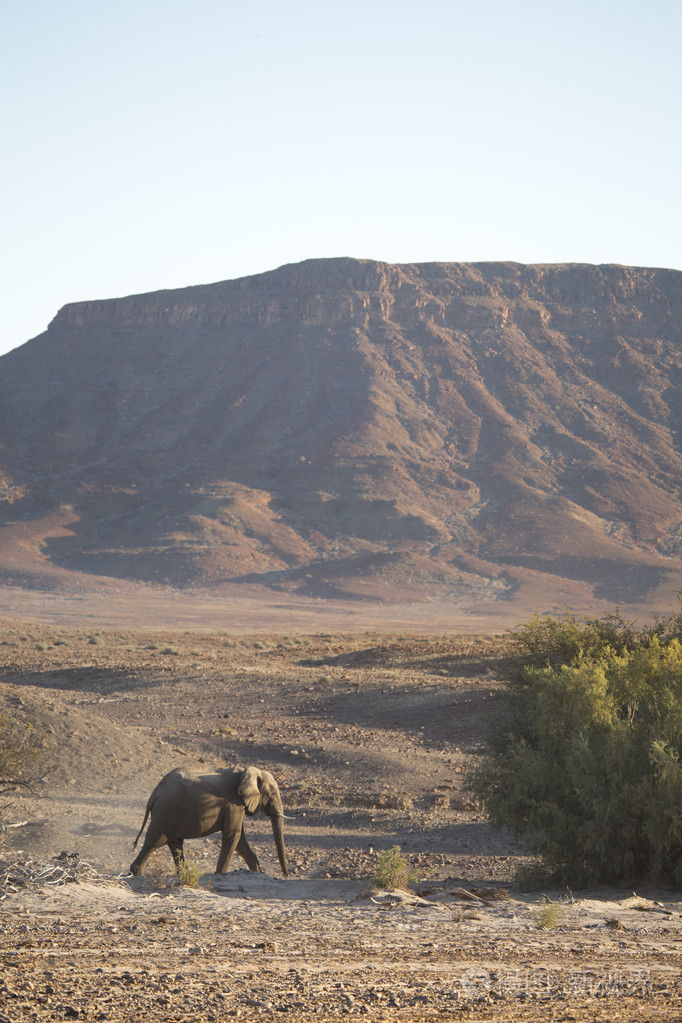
[
  {"x1": 145, "y1": 855, "x2": 178, "y2": 890},
  {"x1": 176, "y1": 852, "x2": 202, "y2": 888},
  {"x1": 533, "y1": 897, "x2": 564, "y2": 930},
  {"x1": 0, "y1": 704, "x2": 43, "y2": 793},
  {"x1": 467, "y1": 606, "x2": 682, "y2": 886},
  {"x1": 145, "y1": 851, "x2": 202, "y2": 889},
  {"x1": 0, "y1": 702, "x2": 46, "y2": 847},
  {"x1": 371, "y1": 845, "x2": 419, "y2": 891}
]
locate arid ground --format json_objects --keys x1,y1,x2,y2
[{"x1": 1, "y1": 617, "x2": 681, "y2": 1021}]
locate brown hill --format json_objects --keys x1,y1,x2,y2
[{"x1": 1, "y1": 257, "x2": 681, "y2": 611}]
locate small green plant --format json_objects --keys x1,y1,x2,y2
[
  {"x1": 145, "y1": 851, "x2": 202, "y2": 889},
  {"x1": 371, "y1": 845, "x2": 419, "y2": 891},
  {"x1": 533, "y1": 897, "x2": 564, "y2": 930},
  {"x1": 176, "y1": 852, "x2": 202, "y2": 888},
  {"x1": 160, "y1": 647, "x2": 180, "y2": 656}
]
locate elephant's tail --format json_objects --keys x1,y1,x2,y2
[{"x1": 132, "y1": 806, "x2": 151, "y2": 848}]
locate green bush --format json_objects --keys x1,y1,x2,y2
[
  {"x1": 371, "y1": 845, "x2": 418, "y2": 890},
  {"x1": 532, "y1": 897, "x2": 564, "y2": 929},
  {"x1": 176, "y1": 851, "x2": 202, "y2": 887},
  {"x1": 502, "y1": 607, "x2": 657, "y2": 685},
  {"x1": 467, "y1": 607, "x2": 682, "y2": 886}
]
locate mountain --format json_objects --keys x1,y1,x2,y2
[{"x1": 1, "y1": 257, "x2": 681, "y2": 609}]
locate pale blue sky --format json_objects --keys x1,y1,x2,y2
[{"x1": 2, "y1": 0, "x2": 680, "y2": 355}]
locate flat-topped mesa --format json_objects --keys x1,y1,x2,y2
[
  {"x1": 48, "y1": 258, "x2": 404, "y2": 332},
  {"x1": 2, "y1": 256, "x2": 682, "y2": 605},
  {"x1": 47, "y1": 257, "x2": 682, "y2": 336},
  {"x1": 48, "y1": 291, "x2": 394, "y2": 331}
]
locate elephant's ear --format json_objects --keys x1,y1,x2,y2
[{"x1": 238, "y1": 766, "x2": 261, "y2": 814}]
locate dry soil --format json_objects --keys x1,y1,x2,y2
[{"x1": 1, "y1": 622, "x2": 680, "y2": 1021}]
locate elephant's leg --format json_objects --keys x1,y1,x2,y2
[
  {"x1": 237, "y1": 826, "x2": 262, "y2": 872},
  {"x1": 168, "y1": 839, "x2": 185, "y2": 873},
  {"x1": 129, "y1": 829, "x2": 168, "y2": 876},
  {"x1": 216, "y1": 804, "x2": 246, "y2": 873}
]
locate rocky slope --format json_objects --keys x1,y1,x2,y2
[{"x1": 1, "y1": 258, "x2": 681, "y2": 607}]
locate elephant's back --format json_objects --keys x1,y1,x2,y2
[
  {"x1": 152, "y1": 769, "x2": 231, "y2": 839},
  {"x1": 149, "y1": 767, "x2": 190, "y2": 799},
  {"x1": 196, "y1": 768, "x2": 241, "y2": 799}
]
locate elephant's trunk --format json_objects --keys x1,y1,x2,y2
[{"x1": 270, "y1": 807, "x2": 289, "y2": 877}]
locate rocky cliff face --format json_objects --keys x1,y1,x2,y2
[{"x1": 1, "y1": 257, "x2": 681, "y2": 607}]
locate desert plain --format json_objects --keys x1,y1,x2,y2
[{"x1": 1, "y1": 603, "x2": 681, "y2": 1022}]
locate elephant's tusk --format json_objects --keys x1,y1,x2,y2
[{"x1": 274, "y1": 812, "x2": 296, "y2": 820}]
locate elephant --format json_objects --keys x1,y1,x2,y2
[{"x1": 129, "y1": 765, "x2": 289, "y2": 877}]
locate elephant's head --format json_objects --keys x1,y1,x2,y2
[{"x1": 238, "y1": 767, "x2": 289, "y2": 876}]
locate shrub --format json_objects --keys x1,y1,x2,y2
[
  {"x1": 532, "y1": 897, "x2": 564, "y2": 929},
  {"x1": 176, "y1": 852, "x2": 202, "y2": 888},
  {"x1": 371, "y1": 845, "x2": 418, "y2": 890},
  {"x1": 0, "y1": 703, "x2": 45, "y2": 847},
  {"x1": 0, "y1": 705, "x2": 43, "y2": 791},
  {"x1": 502, "y1": 607, "x2": 651, "y2": 686},
  {"x1": 467, "y1": 607, "x2": 682, "y2": 886},
  {"x1": 146, "y1": 850, "x2": 202, "y2": 889}
]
